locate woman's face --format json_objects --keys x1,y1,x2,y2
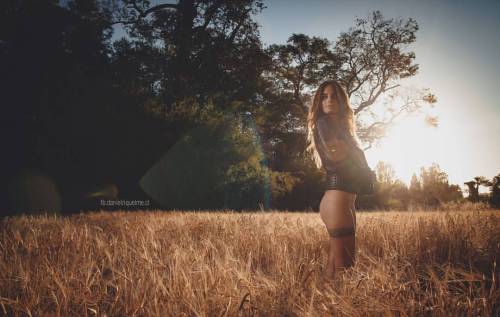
[{"x1": 320, "y1": 84, "x2": 340, "y2": 115}]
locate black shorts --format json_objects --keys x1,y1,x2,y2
[{"x1": 325, "y1": 171, "x2": 358, "y2": 194}]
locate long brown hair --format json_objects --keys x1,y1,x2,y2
[{"x1": 306, "y1": 80, "x2": 361, "y2": 169}]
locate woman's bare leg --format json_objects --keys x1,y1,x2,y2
[
  {"x1": 319, "y1": 190, "x2": 356, "y2": 280},
  {"x1": 350, "y1": 194, "x2": 357, "y2": 229}
]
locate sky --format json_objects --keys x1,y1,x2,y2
[{"x1": 253, "y1": 0, "x2": 500, "y2": 192}]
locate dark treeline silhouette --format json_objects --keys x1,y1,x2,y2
[
  {"x1": 464, "y1": 175, "x2": 500, "y2": 207},
  {"x1": 2, "y1": 0, "x2": 491, "y2": 216}
]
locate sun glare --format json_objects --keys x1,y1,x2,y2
[{"x1": 366, "y1": 114, "x2": 445, "y2": 185}]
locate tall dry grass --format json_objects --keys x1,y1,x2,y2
[{"x1": 0, "y1": 209, "x2": 498, "y2": 316}]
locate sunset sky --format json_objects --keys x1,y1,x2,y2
[{"x1": 254, "y1": 0, "x2": 500, "y2": 192}]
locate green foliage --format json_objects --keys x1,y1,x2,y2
[{"x1": 140, "y1": 100, "x2": 296, "y2": 210}]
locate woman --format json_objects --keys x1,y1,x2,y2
[{"x1": 306, "y1": 80, "x2": 372, "y2": 281}]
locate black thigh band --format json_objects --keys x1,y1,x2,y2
[{"x1": 327, "y1": 227, "x2": 355, "y2": 238}]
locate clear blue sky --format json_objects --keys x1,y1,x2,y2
[{"x1": 254, "y1": 0, "x2": 500, "y2": 191}]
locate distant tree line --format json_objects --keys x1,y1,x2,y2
[
  {"x1": 357, "y1": 162, "x2": 500, "y2": 210},
  {"x1": 4, "y1": 0, "x2": 481, "y2": 216}
]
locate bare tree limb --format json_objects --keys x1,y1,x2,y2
[
  {"x1": 354, "y1": 83, "x2": 400, "y2": 114},
  {"x1": 112, "y1": 0, "x2": 179, "y2": 26}
]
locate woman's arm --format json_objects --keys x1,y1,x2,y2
[{"x1": 316, "y1": 117, "x2": 352, "y2": 162}]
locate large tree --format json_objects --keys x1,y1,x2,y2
[
  {"x1": 464, "y1": 176, "x2": 490, "y2": 203},
  {"x1": 418, "y1": 163, "x2": 462, "y2": 207},
  {"x1": 265, "y1": 10, "x2": 437, "y2": 151},
  {"x1": 106, "y1": 0, "x2": 268, "y2": 113}
]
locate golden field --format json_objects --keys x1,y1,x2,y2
[{"x1": 0, "y1": 209, "x2": 499, "y2": 316}]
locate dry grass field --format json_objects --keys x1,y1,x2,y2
[{"x1": 1, "y1": 209, "x2": 499, "y2": 316}]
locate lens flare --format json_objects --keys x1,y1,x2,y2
[{"x1": 139, "y1": 110, "x2": 272, "y2": 210}]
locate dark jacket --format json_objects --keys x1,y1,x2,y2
[{"x1": 314, "y1": 114, "x2": 368, "y2": 174}]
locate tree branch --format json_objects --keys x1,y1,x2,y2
[
  {"x1": 142, "y1": 3, "x2": 179, "y2": 18},
  {"x1": 227, "y1": 7, "x2": 252, "y2": 43},
  {"x1": 200, "y1": 0, "x2": 222, "y2": 31},
  {"x1": 112, "y1": 1, "x2": 179, "y2": 26},
  {"x1": 354, "y1": 82, "x2": 400, "y2": 115}
]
